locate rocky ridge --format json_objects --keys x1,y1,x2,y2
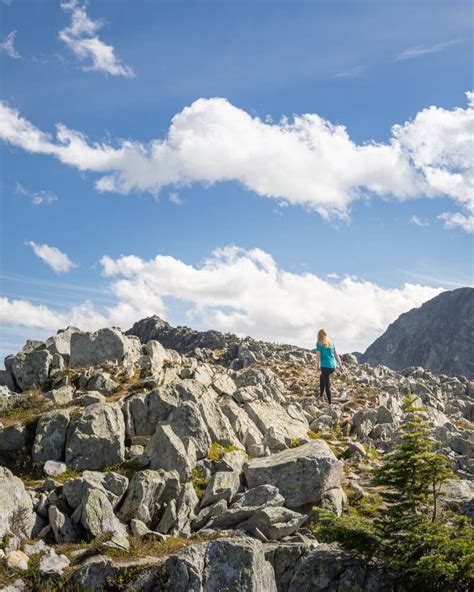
[
  {"x1": 360, "y1": 287, "x2": 474, "y2": 378},
  {"x1": 0, "y1": 319, "x2": 473, "y2": 591}
]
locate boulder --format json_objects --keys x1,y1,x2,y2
[
  {"x1": 201, "y1": 471, "x2": 241, "y2": 508},
  {"x1": 12, "y1": 348, "x2": 52, "y2": 390},
  {"x1": 163, "y1": 535, "x2": 277, "y2": 591},
  {"x1": 43, "y1": 385, "x2": 74, "y2": 405},
  {"x1": 117, "y1": 469, "x2": 166, "y2": 525},
  {"x1": 69, "y1": 327, "x2": 129, "y2": 368},
  {"x1": 48, "y1": 505, "x2": 79, "y2": 543},
  {"x1": 86, "y1": 372, "x2": 118, "y2": 395},
  {"x1": 157, "y1": 482, "x2": 199, "y2": 536},
  {"x1": 65, "y1": 403, "x2": 125, "y2": 470},
  {"x1": 288, "y1": 543, "x2": 394, "y2": 592},
  {"x1": 45, "y1": 326, "x2": 80, "y2": 360},
  {"x1": 244, "y1": 440, "x2": 342, "y2": 508},
  {"x1": 32, "y1": 409, "x2": 70, "y2": 464},
  {"x1": 43, "y1": 460, "x2": 67, "y2": 477},
  {"x1": 122, "y1": 386, "x2": 180, "y2": 438},
  {"x1": 0, "y1": 423, "x2": 29, "y2": 452},
  {"x1": 5, "y1": 550, "x2": 29, "y2": 571},
  {"x1": 211, "y1": 485, "x2": 285, "y2": 529},
  {"x1": 75, "y1": 391, "x2": 106, "y2": 406},
  {"x1": 239, "y1": 506, "x2": 306, "y2": 540},
  {"x1": 439, "y1": 479, "x2": 474, "y2": 518},
  {"x1": 145, "y1": 424, "x2": 196, "y2": 481},
  {"x1": 145, "y1": 340, "x2": 168, "y2": 371},
  {"x1": 0, "y1": 467, "x2": 36, "y2": 539},
  {"x1": 0, "y1": 370, "x2": 16, "y2": 391},
  {"x1": 243, "y1": 400, "x2": 309, "y2": 451},
  {"x1": 220, "y1": 398, "x2": 266, "y2": 457},
  {"x1": 78, "y1": 488, "x2": 129, "y2": 549},
  {"x1": 38, "y1": 548, "x2": 70, "y2": 578},
  {"x1": 63, "y1": 471, "x2": 128, "y2": 510},
  {"x1": 168, "y1": 400, "x2": 212, "y2": 459}
]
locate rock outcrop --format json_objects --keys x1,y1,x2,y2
[
  {"x1": 0, "y1": 315, "x2": 472, "y2": 590},
  {"x1": 360, "y1": 287, "x2": 474, "y2": 378}
]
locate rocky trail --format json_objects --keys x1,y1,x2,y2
[{"x1": 0, "y1": 317, "x2": 472, "y2": 591}]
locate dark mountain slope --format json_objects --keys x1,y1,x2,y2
[{"x1": 360, "y1": 287, "x2": 474, "y2": 377}]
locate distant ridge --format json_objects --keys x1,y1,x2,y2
[{"x1": 360, "y1": 287, "x2": 474, "y2": 378}]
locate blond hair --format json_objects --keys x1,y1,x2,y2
[{"x1": 317, "y1": 329, "x2": 332, "y2": 348}]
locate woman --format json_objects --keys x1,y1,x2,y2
[{"x1": 315, "y1": 329, "x2": 343, "y2": 404}]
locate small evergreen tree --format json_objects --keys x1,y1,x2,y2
[{"x1": 373, "y1": 394, "x2": 453, "y2": 566}]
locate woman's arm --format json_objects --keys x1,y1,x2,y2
[
  {"x1": 335, "y1": 350, "x2": 344, "y2": 370},
  {"x1": 315, "y1": 350, "x2": 320, "y2": 371}
]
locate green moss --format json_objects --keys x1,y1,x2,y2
[
  {"x1": 307, "y1": 430, "x2": 322, "y2": 440},
  {"x1": 207, "y1": 443, "x2": 240, "y2": 462},
  {"x1": 104, "y1": 459, "x2": 143, "y2": 479},
  {"x1": 290, "y1": 438, "x2": 302, "y2": 448},
  {"x1": 53, "y1": 467, "x2": 81, "y2": 484},
  {"x1": 190, "y1": 467, "x2": 209, "y2": 499}
]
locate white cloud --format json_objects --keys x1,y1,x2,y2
[
  {"x1": 410, "y1": 215, "x2": 429, "y2": 227},
  {"x1": 334, "y1": 65, "x2": 366, "y2": 79},
  {"x1": 26, "y1": 241, "x2": 77, "y2": 274},
  {"x1": 16, "y1": 182, "x2": 57, "y2": 205},
  {"x1": 438, "y1": 212, "x2": 474, "y2": 234},
  {"x1": 395, "y1": 39, "x2": 459, "y2": 61},
  {"x1": 1, "y1": 246, "x2": 443, "y2": 353},
  {"x1": 168, "y1": 191, "x2": 184, "y2": 205},
  {"x1": 1, "y1": 31, "x2": 20, "y2": 59},
  {"x1": 0, "y1": 298, "x2": 64, "y2": 330},
  {"x1": 59, "y1": 0, "x2": 134, "y2": 78},
  {"x1": 0, "y1": 93, "x2": 472, "y2": 219}
]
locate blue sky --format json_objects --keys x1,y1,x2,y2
[{"x1": 1, "y1": 0, "x2": 473, "y2": 359}]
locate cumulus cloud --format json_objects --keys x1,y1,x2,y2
[
  {"x1": 438, "y1": 212, "x2": 474, "y2": 234},
  {"x1": 59, "y1": 0, "x2": 134, "y2": 77},
  {"x1": 1, "y1": 31, "x2": 20, "y2": 59},
  {"x1": 1, "y1": 246, "x2": 443, "y2": 352},
  {"x1": 26, "y1": 241, "x2": 77, "y2": 273},
  {"x1": 0, "y1": 93, "x2": 472, "y2": 219}
]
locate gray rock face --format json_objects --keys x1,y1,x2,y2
[
  {"x1": 38, "y1": 548, "x2": 70, "y2": 577},
  {"x1": 32, "y1": 410, "x2": 70, "y2": 464},
  {"x1": 288, "y1": 543, "x2": 394, "y2": 592},
  {"x1": 63, "y1": 471, "x2": 128, "y2": 510},
  {"x1": 244, "y1": 440, "x2": 342, "y2": 508},
  {"x1": 44, "y1": 385, "x2": 74, "y2": 405},
  {"x1": 117, "y1": 469, "x2": 165, "y2": 525},
  {"x1": 145, "y1": 424, "x2": 196, "y2": 480},
  {"x1": 127, "y1": 315, "x2": 237, "y2": 354},
  {"x1": 48, "y1": 505, "x2": 79, "y2": 543},
  {"x1": 163, "y1": 535, "x2": 277, "y2": 591},
  {"x1": 45, "y1": 326, "x2": 80, "y2": 361},
  {"x1": 122, "y1": 386, "x2": 180, "y2": 438},
  {"x1": 12, "y1": 348, "x2": 52, "y2": 390},
  {"x1": 201, "y1": 470, "x2": 241, "y2": 508},
  {"x1": 361, "y1": 287, "x2": 474, "y2": 378},
  {"x1": 78, "y1": 488, "x2": 129, "y2": 549},
  {"x1": 239, "y1": 506, "x2": 306, "y2": 540},
  {"x1": 65, "y1": 403, "x2": 125, "y2": 470},
  {"x1": 168, "y1": 400, "x2": 212, "y2": 459},
  {"x1": 69, "y1": 327, "x2": 130, "y2": 368},
  {"x1": 0, "y1": 424, "x2": 29, "y2": 452},
  {"x1": 0, "y1": 467, "x2": 36, "y2": 539},
  {"x1": 0, "y1": 370, "x2": 16, "y2": 391},
  {"x1": 157, "y1": 482, "x2": 199, "y2": 536}
]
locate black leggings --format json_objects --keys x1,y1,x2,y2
[{"x1": 320, "y1": 367, "x2": 335, "y2": 403}]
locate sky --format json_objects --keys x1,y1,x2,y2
[{"x1": 0, "y1": 0, "x2": 473, "y2": 362}]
